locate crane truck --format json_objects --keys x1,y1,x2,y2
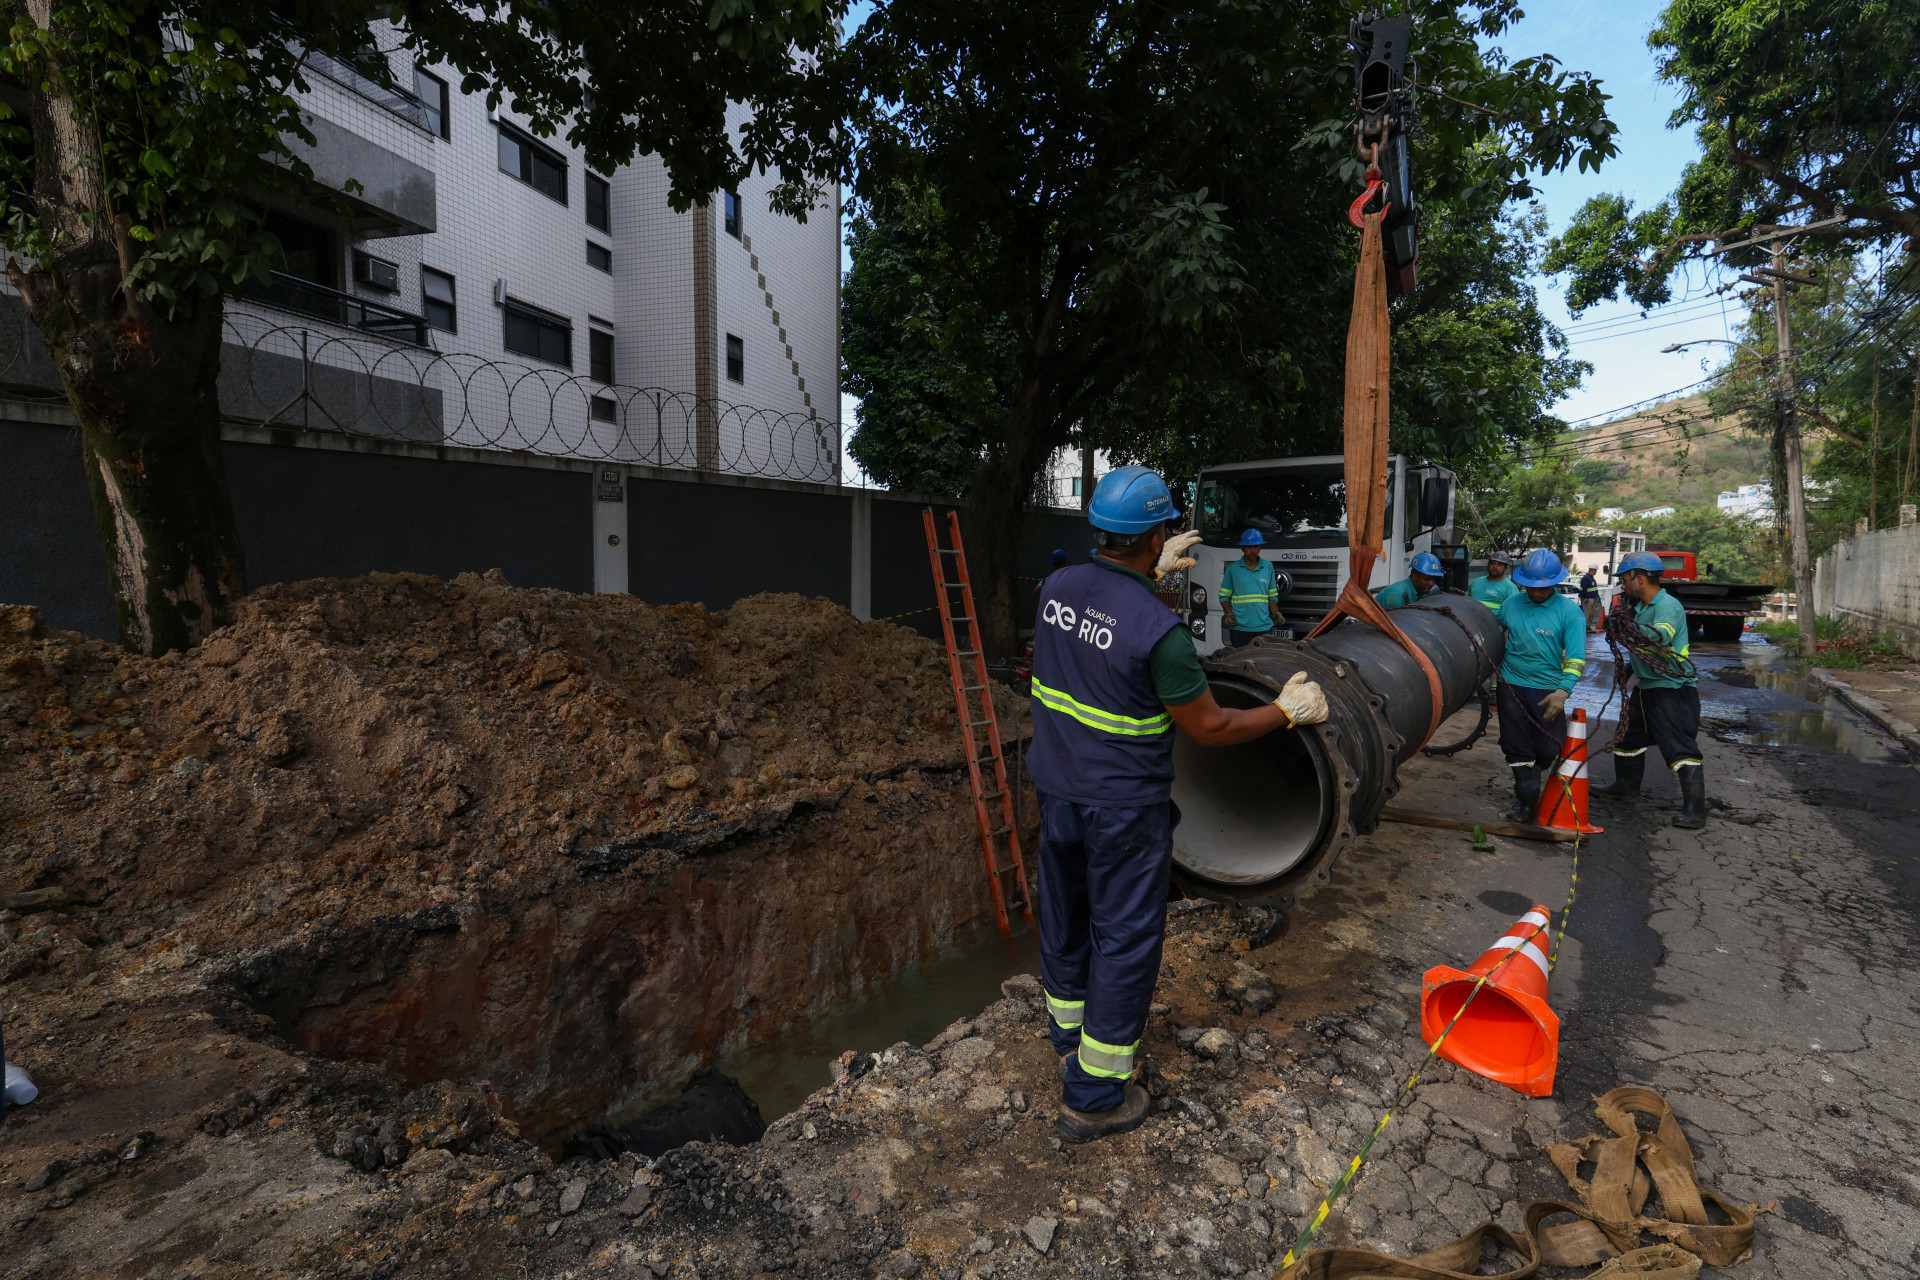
[{"x1": 1180, "y1": 454, "x2": 1459, "y2": 648}]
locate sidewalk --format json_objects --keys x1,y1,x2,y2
[{"x1": 1810, "y1": 665, "x2": 1920, "y2": 758}]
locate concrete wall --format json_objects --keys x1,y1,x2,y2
[
  {"x1": 3, "y1": 405, "x2": 1082, "y2": 644},
  {"x1": 1815, "y1": 519, "x2": 1920, "y2": 657}
]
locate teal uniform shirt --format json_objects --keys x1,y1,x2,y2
[
  {"x1": 1375, "y1": 577, "x2": 1431, "y2": 610},
  {"x1": 1220, "y1": 559, "x2": 1279, "y2": 633},
  {"x1": 1498, "y1": 591, "x2": 1588, "y2": 692},
  {"x1": 1469, "y1": 575, "x2": 1519, "y2": 613},
  {"x1": 1629, "y1": 589, "x2": 1696, "y2": 690}
]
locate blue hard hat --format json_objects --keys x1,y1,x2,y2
[
  {"x1": 1088, "y1": 465, "x2": 1176, "y2": 533},
  {"x1": 1050, "y1": 548, "x2": 1069, "y2": 566},
  {"x1": 1511, "y1": 548, "x2": 1569, "y2": 587},
  {"x1": 1239, "y1": 528, "x2": 1266, "y2": 547},
  {"x1": 1410, "y1": 551, "x2": 1444, "y2": 577},
  {"x1": 1617, "y1": 550, "x2": 1665, "y2": 576}
]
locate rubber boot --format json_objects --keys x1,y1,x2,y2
[
  {"x1": 1506, "y1": 766, "x2": 1541, "y2": 824},
  {"x1": 1673, "y1": 764, "x2": 1707, "y2": 829},
  {"x1": 1592, "y1": 752, "x2": 1645, "y2": 801}
]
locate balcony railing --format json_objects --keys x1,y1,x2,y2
[
  {"x1": 294, "y1": 43, "x2": 433, "y2": 133},
  {"x1": 242, "y1": 271, "x2": 431, "y2": 346}
]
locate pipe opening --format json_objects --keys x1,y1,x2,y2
[{"x1": 1170, "y1": 677, "x2": 1337, "y2": 892}]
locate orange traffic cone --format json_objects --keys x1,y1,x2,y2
[
  {"x1": 1536, "y1": 707, "x2": 1603, "y2": 835},
  {"x1": 1421, "y1": 906, "x2": 1560, "y2": 1097}
]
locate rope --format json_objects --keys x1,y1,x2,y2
[{"x1": 1598, "y1": 592, "x2": 1696, "y2": 751}]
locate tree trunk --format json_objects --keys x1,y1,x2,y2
[
  {"x1": 13, "y1": 0, "x2": 246, "y2": 655},
  {"x1": 965, "y1": 449, "x2": 1034, "y2": 661}
]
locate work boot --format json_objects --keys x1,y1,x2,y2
[
  {"x1": 1056, "y1": 1082, "x2": 1151, "y2": 1144},
  {"x1": 1506, "y1": 766, "x2": 1541, "y2": 824},
  {"x1": 1592, "y1": 752, "x2": 1645, "y2": 801},
  {"x1": 1673, "y1": 764, "x2": 1707, "y2": 829}
]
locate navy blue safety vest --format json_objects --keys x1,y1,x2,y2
[{"x1": 1027, "y1": 561, "x2": 1185, "y2": 806}]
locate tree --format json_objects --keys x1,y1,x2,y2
[
  {"x1": 844, "y1": 0, "x2": 1617, "y2": 655},
  {"x1": 1545, "y1": 0, "x2": 1920, "y2": 310},
  {"x1": 0, "y1": 0, "x2": 845, "y2": 654},
  {"x1": 1455, "y1": 457, "x2": 1581, "y2": 555}
]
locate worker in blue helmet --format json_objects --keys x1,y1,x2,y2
[
  {"x1": 1376, "y1": 551, "x2": 1446, "y2": 609},
  {"x1": 1035, "y1": 548, "x2": 1071, "y2": 600},
  {"x1": 1028, "y1": 465, "x2": 1330, "y2": 1142},
  {"x1": 1592, "y1": 550, "x2": 1705, "y2": 827},
  {"x1": 1494, "y1": 549, "x2": 1589, "y2": 822},
  {"x1": 1221, "y1": 528, "x2": 1285, "y2": 647}
]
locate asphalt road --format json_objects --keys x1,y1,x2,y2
[{"x1": 1303, "y1": 635, "x2": 1920, "y2": 1275}]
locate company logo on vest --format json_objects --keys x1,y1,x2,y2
[{"x1": 1041, "y1": 599, "x2": 1115, "y2": 650}]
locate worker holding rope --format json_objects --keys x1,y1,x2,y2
[
  {"x1": 1469, "y1": 549, "x2": 1519, "y2": 614},
  {"x1": 1593, "y1": 550, "x2": 1707, "y2": 828},
  {"x1": 1494, "y1": 549, "x2": 1588, "y2": 822}
]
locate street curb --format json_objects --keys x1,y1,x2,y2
[{"x1": 1808, "y1": 668, "x2": 1920, "y2": 757}]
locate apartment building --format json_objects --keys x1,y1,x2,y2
[{"x1": 227, "y1": 31, "x2": 840, "y2": 478}]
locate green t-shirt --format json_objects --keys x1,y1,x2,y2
[
  {"x1": 1469, "y1": 575, "x2": 1519, "y2": 613},
  {"x1": 1375, "y1": 577, "x2": 1430, "y2": 609},
  {"x1": 1220, "y1": 559, "x2": 1279, "y2": 633},
  {"x1": 1090, "y1": 557, "x2": 1210, "y2": 705},
  {"x1": 1629, "y1": 589, "x2": 1696, "y2": 690},
  {"x1": 1498, "y1": 591, "x2": 1588, "y2": 692}
]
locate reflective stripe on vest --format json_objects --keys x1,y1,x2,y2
[
  {"x1": 1077, "y1": 1034, "x2": 1137, "y2": 1079},
  {"x1": 1031, "y1": 680, "x2": 1171, "y2": 737},
  {"x1": 1046, "y1": 990, "x2": 1084, "y2": 1029}
]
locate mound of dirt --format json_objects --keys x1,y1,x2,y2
[{"x1": 0, "y1": 571, "x2": 1017, "y2": 970}]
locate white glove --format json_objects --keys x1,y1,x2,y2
[
  {"x1": 1155, "y1": 530, "x2": 1203, "y2": 578},
  {"x1": 1274, "y1": 671, "x2": 1327, "y2": 726}
]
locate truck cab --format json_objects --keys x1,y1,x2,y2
[{"x1": 1184, "y1": 454, "x2": 1457, "y2": 650}]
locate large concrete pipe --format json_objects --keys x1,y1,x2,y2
[{"x1": 1170, "y1": 596, "x2": 1504, "y2": 902}]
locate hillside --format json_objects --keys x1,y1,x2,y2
[{"x1": 1558, "y1": 395, "x2": 1772, "y2": 515}]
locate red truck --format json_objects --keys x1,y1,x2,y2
[{"x1": 1644, "y1": 549, "x2": 1774, "y2": 643}]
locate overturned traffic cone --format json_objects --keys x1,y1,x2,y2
[
  {"x1": 1536, "y1": 707, "x2": 1603, "y2": 835},
  {"x1": 1421, "y1": 906, "x2": 1560, "y2": 1097}
]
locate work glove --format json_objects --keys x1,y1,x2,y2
[
  {"x1": 1539, "y1": 688, "x2": 1569, "y2": 721},
  {"x1": 1155, "y1": 530, "x2": 1203, "y2": 578},
  {"x1": 1273, "y1": 672, "x2": 1328, "y2": 727}
]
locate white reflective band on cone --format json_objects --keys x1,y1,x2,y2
[
  {"x1": 1488, "y1": 935, "x2": 1551, "y2": 980},
  {"x1": 1557, "y1": 758, "x2": 1588, "y2": 778},
  {"x1": 1514, "y1": 910, "x2": 1550, "y2": 930},
  {"x1": 1568, "y1": 718, "x2": 1588, "y2": 740}
]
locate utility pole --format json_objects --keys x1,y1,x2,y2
[{"x1": 1771, "y1": 245, "x2": 1817, "y2": 659}]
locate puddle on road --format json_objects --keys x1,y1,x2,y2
[
  {"x1": 711, "y1": 915, "x2": 1043, "y2": 1121},
  {"x1": 1570, "y1": 632, "x2": 1906, "y2": 765}
]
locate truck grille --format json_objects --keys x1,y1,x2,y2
[{"x1": 1280, "y1": 564, "x2": 1341, "y2": 621}]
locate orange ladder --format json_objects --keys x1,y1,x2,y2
[{"x1": 922, "y1": 508, "x2": 1035, "y2": 933}]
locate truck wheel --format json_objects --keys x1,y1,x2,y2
[{"x1": 1698, "y1": 616, "x2": 1745, "y2": 643}]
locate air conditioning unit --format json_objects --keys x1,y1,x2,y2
[{"x1": 352, "y1": 252, "x2": 400, "y2": 293}]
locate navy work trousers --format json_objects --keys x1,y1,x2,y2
[
  {"x1": 1035, "y1": 791, "x2": 1175, "y2": 1114},
  {"x1": 1496, "y1": 681, "x2": 1564, "y2": 768},
  {"x1": 1616, "y1": 685, "x2": 1702, "y2": 767}
]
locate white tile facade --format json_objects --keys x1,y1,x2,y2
[{"x1": 228, "y1": 27, "x2": 840, "y2": 478}]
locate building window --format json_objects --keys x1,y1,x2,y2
[
  {"x1": 503, "y1": 300, "x2": 571, "y2": 366},
  {"x1": 586, "y1": 174, "x2": 610, "y2": 232},
  {"x1": 421, "y1": 268, "x2": 456, "y2": 332},
  {"x1": 723, "y1": 191, "x2": 742, "y2": 239},
  {"x1": 591, "y1": 395, "x2": 616, "y2": 423},
  {"x1": 725, "y1": 333, "x2": 744, "y2": 383},
  {"x1": 586, "y1": 241, "x2": 612, "y2": 273},
  {"x1": 414, "y1": 67, "x2": 449, "y2": 140},
  {"x1": 590, "y1": 328, "x2": 614, "y2": 383},
  {"x1": 263, "y1": 208, "x2": 337, "y2": 288},
  {"x1": 497, "y1": 124, "x2": 567, "y2": 204}
]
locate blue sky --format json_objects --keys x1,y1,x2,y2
[{"x1": 836, "y1": 0, "x2": 1729, "y2": 445}]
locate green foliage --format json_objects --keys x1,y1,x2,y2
[
  {"x1": 1456, "y1": 458, "x2": 1581, "y2": 554},
  {"x1": 843, "y1": 0, "x2": 1617, "y2": 510},
  {"x1": 0, "y1": 0, "x2": 846, "y2": 320},
  {"x1": 1630, "y1": 505, "x2": 1775, "y2": 583},
  {"x1": 1544, "y1": 0, "x2": 1920, "y2": 313}
]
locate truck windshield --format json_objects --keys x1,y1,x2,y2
[{"x1": 1197, "y1": 466, "x2": 1386, "y2": 547}]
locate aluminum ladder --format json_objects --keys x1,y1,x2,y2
[{"x1": 922, "y1": 508, "x2": 1035, "y2": 933}]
